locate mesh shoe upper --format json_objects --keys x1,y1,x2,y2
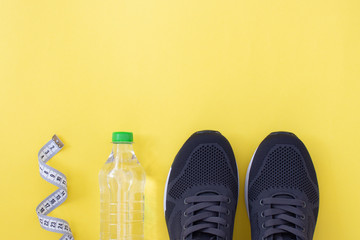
[
  {"x1": 246, "y1": 132, "x2": 319, "y2": 240},
  {"x1": 169, "y1": 144, "x2": 238, "y2": 200},
  {"x1": 165, "y1": 130, "x2": 239, "y2": 240},
  {"x1": 248, "y1": 144, "x2": 319, "y2": 204}
]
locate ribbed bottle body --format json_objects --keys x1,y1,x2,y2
[{"x1": 99, "y1": 144, "x2": 145, "y2": 240}]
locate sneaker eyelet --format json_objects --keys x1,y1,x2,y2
[
  {"x1": 260, "y1": 199, "x2": 264, "y2": 206},
  {"x1": 260, "y1": 211, "x2": 265, "y2": 217},
  {"x1": 227, "y1": 198, "x2": 231, "y2": 204},
  {"x1": 302, "y1": 227, "x2": 306, "y2": 232},
  {"x1": 184, "y1": 199, "x2": 188, "y2": 205},
  {"x1": 183, "y1": 212, "x2": 188, "y2": 217},
  {"x1": 226, "y1": 210, "x2": 230, "y2": 215},
  {"x1": 300, "y1": 214, "x2": 305, "y2": 220},
  {"x1": 262, "y1": 223, "x2": 266, "y2": 229},
  {"x1": 225, "y1": 224, "x2": 229, "y2": 228},
  {"x1": 302, "y1": 201, "x2": 306, "y2": 208}
]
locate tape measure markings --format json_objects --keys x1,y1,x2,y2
[{"x1": 36, "y1": 135, "x2": 74, "y2": 240}]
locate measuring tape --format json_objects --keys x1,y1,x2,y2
[{"x1": 36, "y1": 135, "x2": 74, "y2": 240}]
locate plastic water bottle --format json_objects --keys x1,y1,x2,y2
[{"x1": 99, "y1": 132, "x2": 145, "y2": 240}]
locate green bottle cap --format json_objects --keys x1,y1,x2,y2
[{"x1": 112, "y1": 132, "x2": 133, "y2": 143}]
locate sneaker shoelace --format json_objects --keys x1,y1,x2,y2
[
  {"x1": 260, "y1": 197, "x2": 307, "y2": 240},
  {"x1": 182, "y1": 195, "x2": 230, "y2": 240}
]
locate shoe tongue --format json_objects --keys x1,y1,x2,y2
[
  {"x1": 193, "y1": 234, "x2": 217, "y2": 240},
  {"x1": 192, "y1": 192, "x2": 219, "y2": 240},
  {"x1": 273, "y1": 235, "x2": 296, "y2": 240},
  {"x1": 272, "y1": 194, "x2": 297, "y2": 240}
]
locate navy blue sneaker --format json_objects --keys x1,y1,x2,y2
[
  {"x1": 245, "y1": 132, "x2": 319, "y2": 240},
  {"x1": 164, "y1": 130, "x2": 239, "y2": 240}
]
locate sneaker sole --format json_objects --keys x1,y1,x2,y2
[{"x1": 244, "y1": 147, "x2": 258, "y2": 218}]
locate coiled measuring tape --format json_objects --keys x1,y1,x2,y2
[{"x1": 36, "y1": 135, "x2": 74, "y2": 240}]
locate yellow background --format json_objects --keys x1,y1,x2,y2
[{"x1": 0, "y1": 0, "x2": 359, "y2": 239}]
